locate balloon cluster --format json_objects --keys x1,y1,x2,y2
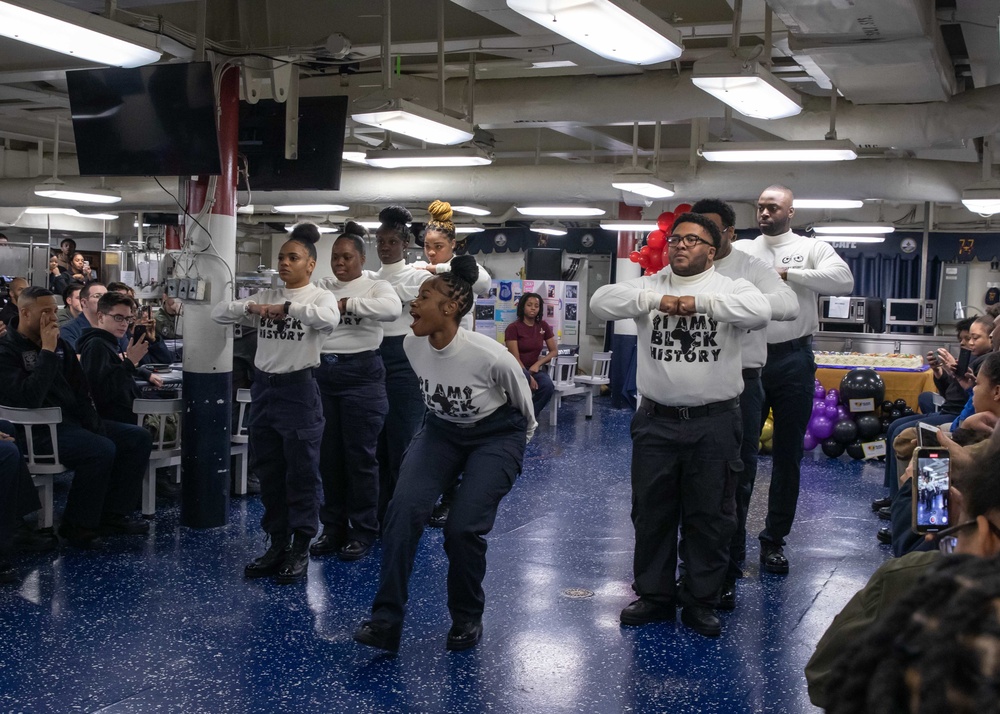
[
  {"x1": 759, "y1": 409, "x2": 774, "y2": 453},
  {"x1": 798, "y1": 368, "x2": 895, "y2": 460},
  {"x1": 628, "y1": 203, "x2": 692, "y2": 276}
]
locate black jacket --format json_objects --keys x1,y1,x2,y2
[
  {"x1": 0, "y1": 319, "x2": 103, "y2": 432},
  {"x1": 77, "y1": 327, "x2": 151, "y2": 424}
]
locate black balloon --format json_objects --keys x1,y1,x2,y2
[
  {"x1": 833, "y1": 418, "x2": 859, "y2": 444},
  {"x1": 902, "y1": 407, "x2": 915, "y2": 417},
  {"x1": 821, "y1": 438, "x2": 846, "y2": 458},
  {"x1": 846, "y1": 440, "x2": 865, "y2": 459},
  {"x1": 894, "y1": 398, "x2": 908, "y2": 409},
  {"x1": 880, "y1": 416, "x2": 892, "y2": 431},
  {"x1": 881, "y1": 400, "x2": 894, "y2": 413},
  {"x1": 889, "y1": 409, "x2": 902, "y2": 421},
  {"x1": 856, "y1": 414, "x2": 881, "y2": 439},
  {"x1": 840, "y1": 369, "x2": 886, "y2": 406}
]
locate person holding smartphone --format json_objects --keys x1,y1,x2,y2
[{"x1": 944, "y1": 315, "x2": 996, "y2": 431}]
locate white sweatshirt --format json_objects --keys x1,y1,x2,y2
[
  {"x1": 732, "y1": 230, "x2": 854, "y2": 344},
  {"x1": 404, "y1": 328, "x2": 537, "y2": 441},
  {"x1": 713, "y1": 248, "x2": 800, "y2": 369},
  {"x1": 412, "y1": 256, "x2": 492, "y2": 332},
  {"x1": 315, "y1": 275, "x2": 402, "y2": 353},
  {"x1": 211, "y1": 283, "x2": 340, "y2": 374},
  {"x1": 365, "y1": 260, "x2": 432, "y2": 338},
  {"x1": 590, "y1": 266, "x2": 771, "y2": 406}
]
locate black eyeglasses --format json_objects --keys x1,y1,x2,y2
[
  {"x1": 667, "y1": 234, "x2": 714, "y2": 248},
  {"x1": 101, "y1": 313, "x2": 134, "y2": 324},
  {"x1": 935, "y1": 518, "x2": 1000, "y2": 554}
]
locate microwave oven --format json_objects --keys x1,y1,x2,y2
[
  {"x1": 817, "y1": 296, "x2": 885, "y2": 332},
  {"x1": 885, "y1": 299, "x2": 936, "y2": 327}
]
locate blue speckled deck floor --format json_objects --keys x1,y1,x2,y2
[{"x1": 0, "y1": 394, "x2": 890, "y2": 713}]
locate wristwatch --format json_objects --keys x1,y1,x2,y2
[{"x1": 283, "y1": 301, "x2": 292, "y2": 315}]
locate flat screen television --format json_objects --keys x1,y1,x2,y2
[
  {"x1": 66, "y1": 62, "x2": 222, "y2": 176},
  {"x1": 525, "y1": 248, "x2": 564, "y2": 281},
  {"x1": 238, "y1": 96, "x2": 347, "y2": 191}
]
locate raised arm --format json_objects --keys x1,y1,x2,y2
[{"x1": 590, "y1": 277, "x2": 659, "y2": 321}]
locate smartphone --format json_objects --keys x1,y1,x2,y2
[
  {"x1": 911, "y1": 447, "x2": 950, "y2": 533},
  {"x1": 132, "y1": 324, "x2": 148, "y2": 343},
  {"x1": 917, "y1": 422, "x2": 941, "y2": 448},
  {"x1": 956, "y1": 348, "x2": 971, "y2": 378}
]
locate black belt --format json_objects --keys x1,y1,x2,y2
[
  {"x1": 255, "y1": 367, "x2": 314, "y2": 386},
  {"x1": 641, "y1": 396, "x2": 740, "y2": 420},
  {"x1": 767, "y1": 336, "x2": 812, "y2": 356},
  {"x1": 321, "y1": 350, "x2": 379, "y2": 364},
  {"x1": 742, "y1": 367, "x2": 762, "y2": 381}
]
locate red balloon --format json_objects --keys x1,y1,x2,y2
[
  {"x1": 661, "y1": 247, "x2": 670, "y2": 266},
  {"x1": 656, "y1": 211, "x2": 675, "y2": 232},
  {"x1": 639, "y1": 245, "x2": 651, "y2": 256},
  {"x1": 638, "y1": 253, "x2": 650, "y2": 268},
  {"x1": 647, "y1": 250, "x2": 663, "y2": 269},
  {"x1": 646, "y1": 229, "x2": 666, "y2": 251},
  {"x1": 629, "y1": 251, "x2": 641, "y2": 263},
  {"x1": 644, "y1": 268, "x2": 654, "y2": 276},
  {"x1": 675, "y1": 203, "x2": 692, "y2": 214}
]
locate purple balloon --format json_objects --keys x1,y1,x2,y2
[
  {"x1": 813, "y1": 398, "x2": 826, "y2": 414},
  {"x1": 810, "y1": 414, "x2": 835, "y2": 440},
  {"x1": 828, "y1": 388, "x2": 840, "y2": 402},
  {"x1": 803, "y1": 432, "x2": 819, "y2": 450},
  {"x1": 814, "y1": 383, "x2": 826, "y2": 399},
  {"x1": 836, "y1": 405, "x2": 850, "y2": 422},
  {"x1": 825, "y1": 392, "x2": 839, "y2": 405},
  {"x1": 824, "y1": 404, "x2": 840, "y2": 420}
]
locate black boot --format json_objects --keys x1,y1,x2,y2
[
  {"x1": 244, "y1": 535, "x2": 290, "y2": 579},
  {"x1": 274, "y1": 531, "x2": 311, "y2": 584}
]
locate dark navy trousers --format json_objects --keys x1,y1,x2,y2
[
  {"x1": 522, "y1": 367, "x2": 555, "y2": 417},
  {"x1": 376, "y1": 335, "x2": 426, "y2": 523},
  {"x1": 316, "y1": 352, "x2": 388, "y2": 546},
  {"x1": 729, "y1": 372, "x2": 764, "y2": 579},
  {"x1": 249, "y1": 375, "x2": 325, "y2": 539},
  {"x1": 372, "y1": 404, "x2": 527, "y2": 627},
  {"x1": 0, "y1": 419, "x2": 40, "y2": 552}
]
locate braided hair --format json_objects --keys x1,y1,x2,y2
[
  {"x1": 424, "y1": 199, "x2": 456, "y2": 241},
  {"x1": 436, "y1": 254, "x2": 478, "y2": 323},
  {"x1": 827, "y1": 554, "x2": 1000, "y2": 714}
]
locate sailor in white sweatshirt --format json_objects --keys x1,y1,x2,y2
[
  {"x1": 691, "y1": 198, "x2": 800, "y2": 609},
  {"x1": 590, "y1": 212, "x2": 771, "y2": 638},
  {"x1": 354, "y1": 256, "x2": 535, "y2": 654},
  {"x1": 210, "y1": 225, "x2": 340, "y2": 585},
  {"x1": 732, "y1": 184, "x2": 854, "y2": 576},
  {"x1": 310, "y1": 223, "x2": 402, "y2": 563}
]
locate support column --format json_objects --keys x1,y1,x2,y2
[{"x1": 180, "y1": 65, "x2": 238, "y2": 528}]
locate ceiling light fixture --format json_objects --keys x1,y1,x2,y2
[
  {"x1": 517, "y1": 205, "x2": 605, "y2": 217},
  {"x1": 530, "y1": 220, "x2": 568, "y2": 236},
  {"x1": 506, "y1": 0, "x2": 683, "y2": 66},
  {"x1": 455, "y1": 225, "x2": 486, "y2": 234},
  {"x1": 452, "y1": 204, "x2": 491, "y2": 217},
  {"x1": 700, "y1": 140, "x2": 858, "y2": 163},
  {"x1": 814, "y1": 235, "x2": 885, "y2": 244},
  {"x1": 342, "y1": 139, "x2": 371, "y2": 165},
  {"x1": 530, "y1": 60, "x2": 578, "y2": 69},
  {"x1": 273, "y1": 204, "x2": 349, "y2": 214},
  {"x1": 812, "y1": 222, "x2": 895, "y2": 234},
  {"x1": 961, "y1": 179, "x2": 1000, "y2": 216},
  {"x1": 610, "y1": 167, "x2": 675, "y2": 199},
  {"x1": 352, "y1": 98, "x2": 475, "y2": 146},
  {"x1": 77, "y1": 212, "x2": 119, "y2": 220},
  {"x1": 33, "y1": 179, "x2": 122, "y2": 204},
  {"x1": 284, "y1": 224, "x2": 338, "y2": 234},
  {"x1": 365, "y1": 146, "x2": 493, "y2": 169},
  {"x1": 692, "y1": 57, "x2": 802, "y2": 120},
  {"x1": 0, "y1": 0, "x2": 162, "y2": 67},
  {"x1": 357, "y1": 221, "x2": 382, "y2": 231},
  {"x1": 793, "y1": 199, "x2": 865, "y2": 209},
  {"x1": 24, "y1": 206, "x2": 75, "y2": 215},
  {"x1": 599, "y1": 221, "x2": 659, "y2": 232}
]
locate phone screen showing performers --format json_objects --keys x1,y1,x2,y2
[{"x1": 912, "y1": 448, "x2": 950, "y2": 533}]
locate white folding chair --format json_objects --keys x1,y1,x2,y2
[
  {"x1": 549, "y1": 355, "x2": 588, "y2": 427},
  {"x1": 133, "y1": 398, "x2": 183, "y2": 517},
  {"x1": 573, "y1": 351, "x2": 613, "y2": 418},
  {"x1": 0, "y1": 405, "x2": 65, "y2": 529},
  {"x1": 231, "y1": 388, "x2": 251, "y2": 495}
]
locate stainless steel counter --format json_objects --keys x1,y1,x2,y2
[{"x1": 813, "y1": 331, "x2": 960, "y2": 357}]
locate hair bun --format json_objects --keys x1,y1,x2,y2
[
  {"x1": 449, "y1": 255, "x2": 478, "y2": 286},
  {"x1": 379, "y1": 205, "x2": 412, "y2": 225},
  {"x1": 289, "y1": 222, "x2": 321, "y2": 244},
  {"x1": 343, "y1": 220, "x2": 368, "y2": 238},
  {"x1": 427, "y1": 200, "x2": 453, "y2": 223}
]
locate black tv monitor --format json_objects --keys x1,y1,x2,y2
[
  {"x1": 525, "y1": 248, "x2": 564, "y2": 281},
  {"x1": 238, "y1": 96, "x2": 347, "y2": 191},
  {"x1": 66, "y1": 62, "x2": 222, "y2": 176}
]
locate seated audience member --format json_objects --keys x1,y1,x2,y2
[
  {"x1": 105, "y1": 284, "x2": 173, "y2": 366},
  {"x1": 505, "y1": 292, "x2": 557, "y2": 417},
  {"x1": 57, "y1": 282, "x2": 84, "y2": 327},
  {"x1": 78, "y1": 293, "x2": 164, "y2": 423},
  {"x1": 944, "y1": 315, "x2": 995, "y2": 431},
  {"x1": 49, "y1": 256, "x2": 72, "y2": 295},
  {"x1": 155, "y1": 292, "x2": 182, "y2": 339},
  {"x1": 0, "y1": 287, "x2": 152, "y2": 547},
  {"x1": 0, "y1": 277, "x2": 27, "y2": 326},
  {"x1": 60, "y1": 282, "x2": 107, "y2": 351},
  {"x1": 807, "y1": 424, "x2": 1000, "y2": 709},
  {"x1": 68, "y1": 252, "x2": 97, "y2": 282}
]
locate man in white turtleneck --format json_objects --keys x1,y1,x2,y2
[
  {"x1": 732, "y1": 185, "x2": 854, "y2": 576},
  {"x1": 591, "y1": 212, "x2": 771, "y2": 638}
]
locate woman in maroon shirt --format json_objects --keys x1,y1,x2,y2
[{"x1": 504, "y1": 292, "x2": 557, "y2": 417}]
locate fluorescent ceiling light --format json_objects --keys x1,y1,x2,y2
[
  {"x1": 273, "y1": 204, "x2": 349, "y2": 214},
  {"x1": 600, "y1": 221, "x2": 658, "y2": 232},
  {"x1": 793, "y1": 199, "x2": 864, "y2": 209},
  {"x1": 357, "y1": 221, "x2": 382, "y2": 231},
  {"x1": 517, "y1": 205, "x2": 605, "y2": 217},
  {"x1": 692, "y1": 57, "x2": 802, "y2": 120},
  {"x1": 0, "y1": 0, "x2": 161, "y2": 67},
  {"x1": 455, "y1": 225, "x2": 485, "y2": 234},
  {"x1": 813, "y1": 222, "x2": 894, "y2": 234},
  {"x1": 284, "y1": 224, "x2": 338, "y2": 234},
  {"x1": 452, "y1": 204, "x2": 491, "y2": 217},
  {"x1": 531, "y1": 60, "x2": 578, "y2": 69},
  {"x1": 962, "y1": 180, "x2": 1000, "y2": 216},
  {"x1": 342, "y1": 138, "x2": 371, "y2": 165},
  {"x1": 611, "y1": 167, "x2": 675, "y2": 199},
  {"x1": 815, "y1": 235, "x2": 885, "y2": 244},
  {"x1": 352, "y1": 98, "x2": 474, "y2": 146},
  {"x1": 25, "y1": 206, "x2": 75, "y2": 215},
  {"x1": 33, "y1": 181, "x2": 122, "y2": 204},
  {"x1": 77, "y1": 212, "x2": 118, "y2": 220},
  {"x1": 531, "y1": 220, "x2": 567, "y2": 236},
  {"x1": 365, "y1": 146, "x2": 493, "y2": 169},
  {"x1": 700, "y1": 140, "x2": 858, "y2": 162},
  {"x1": 506, "y1": 0, "x2": 683, "y2": 66}
]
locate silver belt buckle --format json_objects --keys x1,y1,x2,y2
[{"x1": 677, "y1": 406, "x2": 690, "y2": 420}]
